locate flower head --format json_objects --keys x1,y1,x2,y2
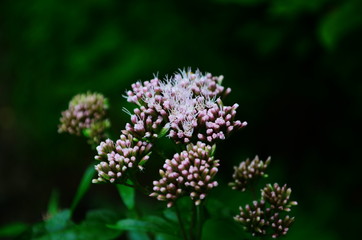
[
  {"x1": 234, "y1": 200, "x2": 269, "y2": 237},
  {"x1": 58, "y1": 92, "x2": 109, "y2": 144},
  {"x1": 234, "y1": 183, "x2": 297, "y2": 238},
  {"x1": 93, "y1": 133, "x2": 152, "y2": 184},
  {"x1": 269, "y1": 213, "x2": 295, "y2": 238},
  {"x1": 261, "y1": 183, "x2": 298, "y2": 212},
  {"x1": 124, "y1": 69, "x2": 246, "y2": 144},
  {"x1": 229, "y1": 156, "x2": 271, "y2": 192},
  {"x1": 150, "y1": 142, "x2": 219, "y2": 207}
]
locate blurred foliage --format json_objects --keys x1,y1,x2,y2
[{"x1": 1, "y1": 0, "x2": 361, "y2": 239}]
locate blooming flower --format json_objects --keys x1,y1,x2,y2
[{"x1": 124, "y1": 69, "x2": 246, "y2": 143}]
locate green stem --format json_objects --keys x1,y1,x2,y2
[
  {"x1": 190, "y1": 203, "x2": 203, "y2": 240},
  {"x1": 132, "y1": 178, "x2": 150, "y2": 195},
  {"x1": 175, "y1": 202, "x2": 188, "y2": 240},
  {"x1": 190, "y1": 204, "x2": 196, "y2": 240},
  {"x1": 250, "y1": 184, "x2": 258, "y2": 200},
  {"x1": 128, "y1": 170, "x2": 150, "y2": 195},
  {"x1": 195, "y1": 205, "x2": 202, "y2": 240}
]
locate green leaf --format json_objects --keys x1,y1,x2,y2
[
  {"x1": 76, "y1": 209, "x2": 122, "y2": 240},
  {"x1": 47, "y1": 189, "x2": 60, "y2": 217},
  {"x1": 269, "y1": 0, "x2": 328, "y2": 17},
  {"x1": 127, "y1": 231, "x2": 151, "y2": 240},
  {"x1": 70, "y1": 164, "x2": 95, "y2": 213},
  {"x1": 201, "y1": 218, "x2": 245, "y2": 240},
  {"x1": 82, "y1": 128, "x2": 92, "y2": 138},
  {"x1": 163, "y1": 208, "x2": 178, "y2": 223},
  {"x1": 0, "y1": 222, "x2": 28, "y2": 237},
  {"x1": 116, "y1": 183, "x2": 135, "y2": 210},
  {"x1": 143, "y1": 216, "x2": 178, "y2": 236},
  {"x1": 319, "y1": 0, "x2": 362, "y2": 49},
  {"x1": 108, "y1": 218, "x2": 177, "y2": 237},
  {"x1": 213, "y1": 0, "x2": 265, "y2": 6},
  {"x1": 155, "y1": 234, "x2": 181, "y2": 240},
  {"x1": 158, "y1": 123, "x2": 170, "y2": 138},
  {"x1": 45, "y1": 210, "x2": 72, "y2": 233}
]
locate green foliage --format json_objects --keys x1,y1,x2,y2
[
  {"x1": 0, "y1": 222, "x2": 28, "y2": 238},
  {"x1": 70, "y1": 165, "x2": 95, "y2": 213},
  {"x1": 76, "y1": 209, "x2": 122, "y2": 240},
  {"x1": 116, "y1": 183, "x2": 135, "y2": 210},
  {"x1": 319, "y1": 0, "x2": 362, "y2": 49},
  {"x1": 109, "y1": 217, "x2": 178, "y2": 237},
  {"x1": 201, "y1": 218, "x2": 245, "y2": 240},
  {"x1": 47, "y1": 189, "x2": 60, "y2": 217},
  {"x1": 18, "y1": 209, "x2": 121, "y2": 240}
]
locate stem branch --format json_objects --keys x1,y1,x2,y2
[{"x1": 175, "y1": 202, "x2": 188, "y2": 240}]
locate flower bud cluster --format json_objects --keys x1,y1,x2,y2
[
  {"x1": 261, "y1": 183, "x2": 298, "y2": 212},
  {"x1": 58, "y1": 92, "x2": 109, "y2": 144},
  {"x1": 234, "y1": 200, "x2": 269, "y2": 236},
  {"x1": 93, "y1": 133, "x2": 152, "y2": 184},
  {"x1": 229, "y1": 156, "x2": 271, "y2": 191},
  {"x1": 234, "y1": 183, "x2": 297, "y2": 238},
  {"x1": 124, "y1": 69, "x2": 246, "y2": 144},
  {"x1": 150, "y1": 142, "x2": 219, "y2": 207},
  {"x1": 124, "y1": 106, "x2": 166, "y2": 140},
  {"x1": 269, "y1": 213, "x2": 295, "y2": 238}
]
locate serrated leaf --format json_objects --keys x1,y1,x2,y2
[{"x1": 70, "y1": 165, "x2": 95, "y2": 213}]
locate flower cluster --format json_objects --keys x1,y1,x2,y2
[
  {"x1": 261, "y1": 183, "x2": 298, "y2": 212},
  {"x1": 125, "y1": 69, "x2": 247, "y2": 144},
  {"x1": 234, "y1": 200, "x2": 269, "y2": 236},
  {"x1": 229, "y1": 156, "x2": 271, "y2": 191},
  {"x1": 269, "y1": 213, "x2": 295, "y2": 238},
  {"x1": 150, "y1": 142, "x2": 219, "y2": 207},
  {"x1": 124, "y1": 106, "x2": 166, "y2": 140},
  {"x1": 234, "y1": 183, "x2": 297, "y2": 238},
  {"x1": 92, "y1": 133, "x2": 152, "y2": 184},
  {"x1": 58, "y1": 92, "x2": 109, "y2": 144}
]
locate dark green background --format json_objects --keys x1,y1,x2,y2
[{"x1": 1, "y1": 0, "x2": 361, "y2": 239}]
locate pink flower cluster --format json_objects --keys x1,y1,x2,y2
[
  {"x1": 93, "y1": 133, "x2": 152, "y2": 184},
  {"x1": 58, "y1": 92, "x2": 108, "y2": 136},
  {"x1": 125, "y1": 69, "x2": 247, "y2": 143},
  {"x1": 234, "y1": 183, "x2": 297, "y2": 238},
  {"x1": 150, "y1": 142, "x2": 219, "y2": 207},
  {"x1": 93, "y1": 69, "x2": 246, "y2": 206}
]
